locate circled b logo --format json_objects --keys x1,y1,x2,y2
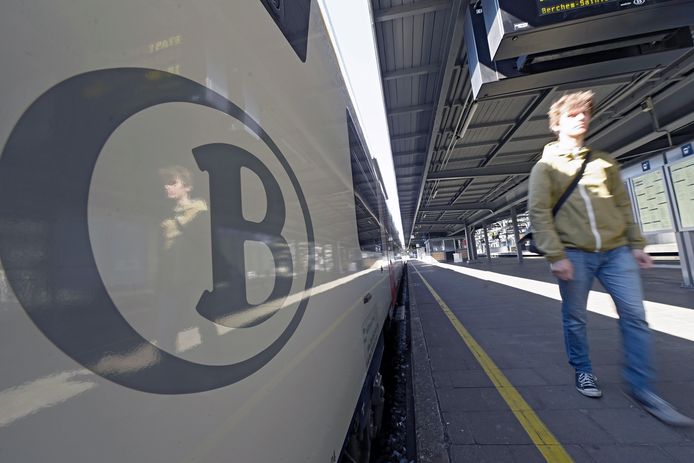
[{"x1": 0, "y1": 68, "x2": 315, "y2": 394}]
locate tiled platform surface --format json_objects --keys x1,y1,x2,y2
[{"x1": 409, "y1": 258, "x2": 694, "y2": 463}]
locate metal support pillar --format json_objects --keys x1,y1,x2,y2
[
  {"x1": 511, "y1": 207, "x2": 523, "y2": 263},
  {"x1": 676, "y1": 231, "x2": 694, "y2": 288},
  {"x1": 483, "y1": 224, "x2": 491, "y2": 260},
  {"x1": 464, "y1": 227, "x2": 473, "y2": 262},
  {"x1": 470, "y1": 229, "x2": 478, "y2": 260}
]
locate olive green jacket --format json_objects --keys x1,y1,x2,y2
[{"x1": 528, "y1": 142, "x2": 645, "y2": 263}]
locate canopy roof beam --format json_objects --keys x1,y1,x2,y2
[
  {"x1": 426, "y1": 162, "x2": 535, "y2": 181},
  {"x1": 374, "y1": 0, "x2": 450, "y2": 22},
  {"x1": 383, "y1": 64, "x2": 441, "y2": 81},
  {"x1": 420, "y1": 203, "x2": 495, "y2": 212},
  {"x1": 389, "y1": 103, "x2": 435, "y2": 116}
]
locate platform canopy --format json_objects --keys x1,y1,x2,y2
[{"x1": 370, "y1": 0, "x2": 694, "y2": 245}]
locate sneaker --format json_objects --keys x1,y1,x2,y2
[
  {"x1": 633, "y1": 390, "x2": 694, "y2": 427},
  {"x1": 575, "y1": 372, "x2": 602, "y2": 398}
]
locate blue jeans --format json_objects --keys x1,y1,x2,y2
[{"x1": 558, "y1": 245, "x2": 653, "y2": 394}]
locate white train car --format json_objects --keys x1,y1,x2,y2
[{"x1": 0, "y1": 1, "x2": 404, "y2": 461}]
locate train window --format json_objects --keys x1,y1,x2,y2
[
  {"x1": 258, "y1": 0, "x2": 311, "y2": 62},
  {"x1": 347, "y1": 112, "x2": 385, "y2": 255}
]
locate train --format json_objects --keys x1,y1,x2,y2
[{"x1": 0, "y1": 1, "x2": 404, "y2": 462}]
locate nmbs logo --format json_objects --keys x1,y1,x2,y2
[{"x1": 0, "y1": 68, "x2": 314, "y2": 393}]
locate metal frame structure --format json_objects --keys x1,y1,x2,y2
[{"x1": 370, "y1": 0, "x2": 694, "y2": 247}]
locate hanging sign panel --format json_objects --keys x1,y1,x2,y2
[
  {"x1": 537, "y1": 0, "x2": 619, "y2": 17},
  {"x1": 483, "y1": 0, "x2": 690, "y2": 60},
  {"x1": 632, "y1": 169, "x2": 674, "y2": 233},
  {"x1": 669, "y1": 156, "x2": 694, "y2": 230}
]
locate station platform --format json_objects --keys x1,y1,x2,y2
[{"x1": 407, "y1": 258, "x2": 694, "y2": 463}]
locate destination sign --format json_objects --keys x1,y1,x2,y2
[
  {"x1": 485, "y1": 0, "x2": 685, "y2": 62},
  {"x1": 537, "y1": 0, "x2": 618, "y2": 16}
]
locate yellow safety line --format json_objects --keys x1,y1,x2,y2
[{"x1": 411, "y1": 264, "x2": 573, "y2": 463}]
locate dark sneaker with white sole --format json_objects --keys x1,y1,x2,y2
[
  {"x1": 575, "y1": 372, "x2": 602, "y2": 398},
  {"x1": 632, "y1": 390, "x2": 694, "y2": 427}
]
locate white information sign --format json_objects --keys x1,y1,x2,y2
[
  {"x1": 670, "y1": 156, "x2": 694, "y2": 230},
  {"x1": 632, "y1": 169, "x2": 673, "y2": 233}
]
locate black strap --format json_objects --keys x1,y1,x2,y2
[{"x1": 551, "y1": 150, "x2": 591, "y2": 217}]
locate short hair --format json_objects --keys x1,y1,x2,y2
[
  {"x1": 159, "y1": 165, "x2": 193, "y2": 188},
  {"x1": 548, "y1": 90, "x2": 594, "y2": 132}
]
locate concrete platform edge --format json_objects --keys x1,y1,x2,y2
[{"x1": 410, "y1": 269, "x2": 450, "y2": 463}]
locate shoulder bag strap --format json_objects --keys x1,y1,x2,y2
[{"x1": 551, "y1": 150, "x2": 592, "y2": 217}]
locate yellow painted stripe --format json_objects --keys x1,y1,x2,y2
[{"x1": 412, "y1": 264, "x2": 573, "y2": 463}]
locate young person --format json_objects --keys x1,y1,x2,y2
[{"x1": 527, "y1": 90, "x2": 693, "y2": 426}]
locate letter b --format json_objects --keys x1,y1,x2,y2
[{"x1": 193, "y1": 143, "x2": 293, "y2": 328}]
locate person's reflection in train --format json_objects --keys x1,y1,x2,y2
[
  {"x1": 160, "y1": 166, "x2": 208, "y2": 252},
  {"x1": 156, "y1": 166, "x2": 209, "y2": 353}
]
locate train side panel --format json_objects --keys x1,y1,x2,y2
[{"x1": 0, "y1": 1, "x2": 395, "y2": 462}]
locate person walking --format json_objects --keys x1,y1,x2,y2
[{"x1": 527, "y1": 90, "x2": 693, "y2": 426}]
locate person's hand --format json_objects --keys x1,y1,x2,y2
[
  {"x1": 633, "y1": 249, "x2": 653, "y2": 269},
  {"x1": 550, "y1": 258, "x2": 574, "y2": 281}
]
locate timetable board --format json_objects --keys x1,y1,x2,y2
[
  {"x1": 632, "y1": 169, "x2": 674, "y2": 233},
  {"x1": 669, "y1": 156, "x2": 694, "y2": 230}
]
